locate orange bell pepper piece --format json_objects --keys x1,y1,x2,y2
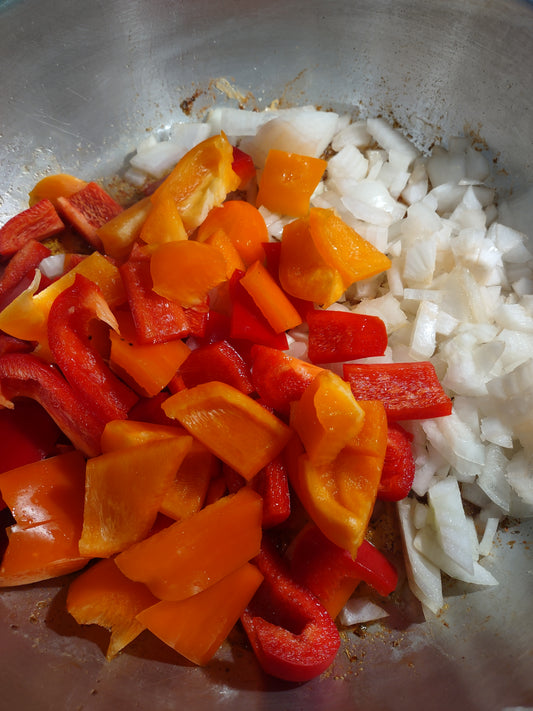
[
  {"x1": 308, "y1": 207, "x2": 391, "y2": 285},
  {"x1": 204, "y1": 228, "x2": 245, "y2": 278},
  {"x1": 290, "y1": 370, "x2": 365, "y2": 466},
  {"x1": 136, "y1": 562, "x2": 263, "y2": 665},
  {"x1": 109, "y1": 310, "x2": 191, "y2": 397},
  {"x1": 150, "y1": 134, "x2": 240, "y2": 235},
  {"x1": 115, "y1": 486, "x2": 263, "y2": 601},
  {"x1": 150, "y1": 240, "x2": 227, "y2": 307},
  {"x1": 0, "y1": 451, "x2": 90, "y2": 586},
  {"x1": 279, "y1": 217, "x2": 346, "y2": 308},
  {"x1": 100, "y1": 419, "x2": 188, "y2": 452},
  {"x1": 29, "y1": 173, "x2": 88, "y2": 209},
  {"x1": 79, "y1": 435, "x2": 193, "y2": 558},
  {"x1": 162, "y1": 381, "x2": 293, "y2": 481},
  {"x1": 97, "y1": 196, "x2": 153, "y2": 260},
  {"x1": 239, "y1": 259, "x2": 302, "y2": 334},
  {"x1": 196, "y1": 200, "x2": 268, "y2": 266},
  {"x1": 256, "y1": 150, "x2": 327, "y2": 217},
  {"x1": 66, "y1": 557, "x2": 158, "y2": 660},
  {"x1": 139, "y1": 194, "x2": 187, "y2": 245}
]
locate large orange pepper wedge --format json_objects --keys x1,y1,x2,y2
[
  {"x1": 196, "y1": 200, "x2": 268, "y2": 267},
  {"x1": 150, "y1": 240, "x2": 227, "y2": 308},
  {"x1": 0, "y1": 451, "x2": 90, "y2": 586},
  {"x1": 97, "y1": 196, "x2": 153, "y2": 261},
  {"x1": 66, "y1": 557, "x2": 158, "y2": 660},
  {"x1": 100, "y1": 419, "x2": 188, "y2": 452},
  {"x1": 150, "y1": 134, "x2": 240, "y2": 235},
  {"x1": 28, "y1": 173, "x2": 88, "y2": 208},
  {"x1": 290, "y1": 370, "x2": 365, "y2": 466},
  {"x1": 162, "y1": 381, "x2": 293, "y2": 481},
  {"x1": 256, "y1": 149, "x2": 327, "y2": 217},
  {"x1": 240, "y1": 259, "x2": 302, "y2": 334},
  {"x1": 279, "y1": 217, "x2": 346, "y2": 308},
  {"x1": 115, "y1": 486, "x2": 263, "y2": 601},
  {"x1": 308, "y1": 207, "x2": 392, "y2": 285},
  {"x1": 136, "y1": 562, "x2": 263, "y2": 666},
  {"x1": 79, "y1": 435, "x2": 193, "y2": 558},
  {"x1": 138, "y1": 194, "x2": 187, "y2": 246}
]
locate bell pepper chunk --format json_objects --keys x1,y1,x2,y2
[
  {"x1": 79, "y1": 435, "x2": 193, "y2": 558},
  {"x1": 48, "y1": 273, "x2": 139, "y2": 422},
  {"x1": 57, "y1": 181, "x2": 123, "y2": 251},
  {"x1": 307, "y1": 309, "x2": 388, "y2": 364},
  {"x1": 0, "y1": 353, "x2": 105, "y2": 457},
  {"x1": 241, "y1": 536, "x2": 340, "y2": 682},
  {"x1": 256, "y1": 150, "x2": 327, "y2": 218},
  {"x1": 97, "y1": 196, "x2": 153, "y2": 260},
  {"x1": 100, "y1": 419, "x2": 188, "y2": 452},
  {"x1": 178, "y1": 339, "x2": 253, "y2": 394},
  {"x1": 136, "y1": 562, "x2": 264, "y2": 666},
  {"x1": 196, "y1": 200, "x2": 267, "y2": 267},
  {"x1": 115, "y1": 486, "x2": 263, "y2": 601},
  {"x1": 378, "y1": 423, "x2": 416, "y2": 501},
  {"x1": 0, "y1": 199, "x2": 65, "y2": 258},
  {"x1": 308, "y1": 207, "x2": 392, "y2": 285},
  {"x1": 231, "y1": 146, "x2": 256, "y2": 190},
  {"x1": 0, "y1": 239, "x2": 51, "y2": 310},
  {"x1": 67, "y1": 557, "x2": 158, "y2": 660},
  {"x1": 343, "y1": 361, "x2": 453, "y2": 421},
  {"x1": 204, "y1": 228, "x2": 246, "y2": 278},
  {"x1": 29, "y1": 173, "x2": 88, "y2": 208},
  {"x1": 0, "y1": 399, "x2": 61, "y2": 474},
  {"x1": 0, "y1": 451, "x2": 90, "y2": 586},
  {"x1": 162, "y1": 381, "x2": 293, "y2": 481},
  {"x1": 240, "y1": 259, "x2": 302, "y2": 334},
  {"x1": 150, "y1": 134, "x2": 240, "y2": 235},
  {"x1": 139, "y1": 194, "x2": 187, "y2": 246}
]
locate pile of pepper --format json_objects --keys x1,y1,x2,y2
[{"x1": 0, "y1": 133, "x2": 452, "y2": 682}]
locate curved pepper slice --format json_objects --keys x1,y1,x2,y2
[
  {"x1": 241, "y1": 536, "x2": 340, "y2": 683},
  {"x1": 0, "y1": 199, "x2": 64, "y2": 258},
  {"x1": 162, "y1": 380, "x2": 293, "y2": 481},
  {"x1": 0, "y1": 239, "x2": 51, "y2": 310},
  {"x1": 306, "y1": 308, "x2": 388, "y2": 364}
]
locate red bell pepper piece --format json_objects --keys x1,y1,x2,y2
[
  {"x1": 289, "y1": 524, "x2": 398, "y2": 605},
  {"x1": 48, "y1": 273, "x2": 138, "y2": 422},
  {"x1": 0, "y1": 200, "x2": 64, "y2": 258},
  {"x1": 127, "y1": 392, "x2": 177, "y2": 427},
  {"x1": 0, "y1": 334, "x2": 34, "y2": 357},
  {"x1": 250, "y1": 344, "x2": 321, "y2": 417},
  {"x1": 241, "y1": 536, "x2": 340, "y2": 682},
  {"x1": 343, "y1": 361, "x2": 453, "y2": 421},
  {"x1": 0, "y1": 240, "x2": 51, "y2": 309},
  {"x1": 231, "y1": 146, "x2": 256, "y2": 189},
  {"x1": 378, "y1": 423, "x2": 415, "y2": 501},
  {"x1": 57, "y1": 182, "x2": 123, "y2": 251},
  {"x1": 179, "y1": 340, "x2": 254, "y2": 394},
  {"x1": 119, "y1": 255, "x2": 191, "y2": 345},
  {"x1": 229, "y1": 270, "x2": 288, "y2": 350},
  {"x1": 262, "y1": 241, "x2": 315, "y2": 321},
  {"x1": 182, "y1": 303, "x2": 208, "y2": 339},
  {"x1": 307, "y1": 309, "x2": 388, "y2": 364},
  {"x1": 0, "y1": 399, "x2": 61, "y2": 474},
  {"x1": 0, "y1": 353, "x2": 104, "y2": 457}
]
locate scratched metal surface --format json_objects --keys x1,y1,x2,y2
[{"x1": 0, "y1": 1, "x2": 532, "y2": 709}]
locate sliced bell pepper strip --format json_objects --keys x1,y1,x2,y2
[
  {"x1": 178, "y1": 340, "x2": 253, "y2": 394},
  {"x1": 0, "y1": 451, "x2": 90, "y2": 586},
  {"x1": 256, "y1": 150, "x2": 327, "y2": 218},
  {"x1": 250, "y1": 344, "x2": 322, "y2": 417},
  {"x1": 150, "y1": 134, "x2": 240, "y2": 235},
  {"x1": 29, "y1": 173, "x2": 88, "y2": 208},
  {"x1": 239, "y1": 259, "x2": 302, "y2": 334},
  {"x1": 241, "y1": 536, "x2": 340, "y2": 683},
  {"x1": 136, "y1": 562, "x2": 264, "y2": 666},
  {"x1": 115, "y1": 486, "x2": 263, "y2": 601},
  {"x1": 231, "y1": 146, "x2": 256, "y2": 190},
  {"x1": 57, "y1": 181, "x2": 124, "y2": 251},
  {"x1": 48, "y1": 273, "x2": 139, "y2": 422},
  {"x1": 138, "y1": 194, "x2": 187, "y2": 245},
  {"x1": 79, "y1": 435, "x2": 193, "y2": 558},
  {"x1": 343, "y1": 361, "x2": 453, "y2": 421},
  {"x1": 97, "y1": 196, "x2": 152, "y2": 260},
  {"x1": 100, "y1": 419, "x2": 188, "y2": 452},
  {"x1": 289, "y1": 369, "x2": 365, "y2": 466},
  {"x1": 378, "y1": 423, "x2": 416, "y2": 501},
  {"x1": 307, "y1": 309, "x2": 388, "y2": 364},
  {"x1": 196, "y1": 200, "x2": 267, "y2": 267},
  {"x1": 66, "y1": 557, "x2": 158, "y2": 660},
  {"x1": 162, "y1": 380, "x2": 293, "y2": 481},
  {"x1": 119, "y1": 254, "x2": 191, "y2": 345},
  {"x1": 262, "y1": 240, "x2": 315, "y2": 321},
  {"x1": 0, "y1": 353, "x2": 104, "y2": 457},
  {"x1": 0, "y1": 399, "x2": 61, "y2": 474},
  {"x1": 0, "y1": 239, "x2": 51, "y2": 310},
  {"x1": 0, "y1": 199, "x2": 64, "y2": 258},
  {"x1": 204, "y1": 228, "x2": 246, "y2": 278}
]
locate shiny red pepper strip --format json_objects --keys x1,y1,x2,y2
[
  {"x1": 0, "y1": 334, "x2": 34, "y2": 357},
  {"x1": 378, "y1": 423, "x2": 415, "y2": 501},
  {"x1": 119, "y1": 255, "x2": 191, "y2": 345},
  {"x1": 0, "y1": 200, "x2": 64, "y2": 259},
  {"x1": 0, "y1": 399, "x2": 61, "y2": 474},
  {"x1": 48, "y1": 273, "x2": 138, "y2": 422},
  {"x1": 343, "y1": 361, "x2": 453, "y2": 420},
  {"x1": 0, "y1": 353, "x2": 104, "y2": 457},
  {"x1": 241, "y1": 536, "x2": 340, "y2": 682},
  {"x1": 307, "y1": 309, "x2": 388, "y2": 364},
  {"x1": 262, "y1": 241, "x2": 315, "y2": 321},
  {"x1": 289, "y1": 524, "x2": 398, "y2": 601},
  {"x1": 0, "y1": 240, "x2": 51, "y2": 310},
  {"x1": 179, "y1": 340, "x2": 254, "y2": 394},
  {"x1": 57, "y1": 182, "x2": 123, "y2": 251}
]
